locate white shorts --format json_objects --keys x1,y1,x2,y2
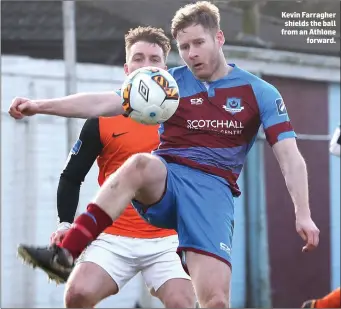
[{"x1": 76, "y1": 233, "x2": 190, "y2": 291}]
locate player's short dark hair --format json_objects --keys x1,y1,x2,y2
[
  {"x1": 171, "y1": 1, "x2": 220, "y2": 39},
  {"x1": 125, "y1": 26, "x2": 171, "y2": 61}
]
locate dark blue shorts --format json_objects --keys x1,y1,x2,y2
[{"x1": 132, "y1": 157, "x2": 235, "y2": 269}]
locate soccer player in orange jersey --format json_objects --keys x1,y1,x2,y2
[{"x1": 18, "y1": 27, "x2": 195, "y2": 308}]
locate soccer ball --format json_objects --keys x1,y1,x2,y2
[{"x1": 121, "y1": 66, "x2": 180, "y2": 125}]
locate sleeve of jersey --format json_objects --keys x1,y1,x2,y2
[
  {"x1": 259, "y1": 85, "x2": 296, "y2": 146},
  {"x1": 57, "y1": 118, "x2": 103, "y2": 223}
]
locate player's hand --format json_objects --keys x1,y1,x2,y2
[
  {"x1": 50, "y1": 230, "x2": 68, "y2": 245},
  {"x1": 9, "y1": 97, "x2": 39, "y2": 119},
  {"x1": 296, "y1": 215, "x2": 320, "y2": 252},
  {"x1": 50, "y1": 222, "x2": 72, "y2": 245}
]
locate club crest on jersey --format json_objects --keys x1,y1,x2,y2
[
  {"x1": 275, "y1": 98, "x2": 287, "y2": 116},
  {"x1": 223, "y1": 97, "x2": 244, "y2": 114}
]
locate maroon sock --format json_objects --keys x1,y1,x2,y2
[{"x1": 60, "y1": 203, "x2": 113, "y2": 259}]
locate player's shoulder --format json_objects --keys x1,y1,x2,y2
[
  {"x1": 168, "y1": 65, "x2": 192, "y2": 82},
  {"x1": 168, "y1": 65, "x2": 199, "y2": 97},
  {"x1": 235, "y1": 66, "x2": 274, "y2": 90},
  {"x1": 84, "y1": 117, "x2": 99, "y2": 128},
  {"x1": 98, "y1": 115, "x2": 123, "y2": 123},
  {"x1": 233, "y1": 65, "x2": 280, "y2": 103},
  {"x1": 168, "y1": 65, "x2": 187, "y2": 75}
]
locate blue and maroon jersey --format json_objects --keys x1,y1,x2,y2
[{"x1": 153, "y1": 64, "x2": 296, "y2": 196}]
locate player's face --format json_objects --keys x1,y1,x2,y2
[
  {"x1": 124, "y1": 41, "x2": 167, "y2": 75},
  {"x1": 177, "y1": 24, "x2": 224, "y2": 80}
]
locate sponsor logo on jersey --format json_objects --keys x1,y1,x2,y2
[{"x1": 187, "y1": 119, "x2": 244, "y2": 135}]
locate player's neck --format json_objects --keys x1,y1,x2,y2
[{"x1": 207, "y1": 55, "x2": 230, "y2": 82}]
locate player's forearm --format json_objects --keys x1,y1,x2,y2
[
  {"x1": 35, "y1": 92, "x2": 124, "y2": 118},
  {"x1": 282, "y1": 154, "x2": 311, "y2": 218},
  {"x1": 57, "y1": 176, "x2": 82, "y2": 223}
]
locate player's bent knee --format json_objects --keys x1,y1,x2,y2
[
  {"x1": 202, "y1": 294, "x2": 230, "y2": 309},
  {"x1": 126, "y1": 153, "x2": 167, "y2": 203},
  {"x1": 128, "y1": 153, "x2": 153, "y2": 170},
  {"x1": 64, "y1": 262, "x2": 118, "y2": 308},
  {"x1": 125, "y1": 153, "x2": 159, "y2": 182},
  {"x1": 64, "y1": 281, "x2": 97, "y2": 308},
  {"x1": 130, "y1": 153, "x2": 165, "y2": 176}
]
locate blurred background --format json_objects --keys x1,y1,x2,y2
[{"x1": 1, "y1": 0, "x2": 340, "y2": 308}]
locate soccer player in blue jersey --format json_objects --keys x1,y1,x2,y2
[{"x1": 10, "y1": 2, "x2": 320, "y2": 307}]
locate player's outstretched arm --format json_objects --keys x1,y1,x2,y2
[
  {"x1": 272, "y1": 138, "x2": 320, "y2": 252},
  {"x1": 9, "y1": 92, "x2": 123, "y2": 120}
]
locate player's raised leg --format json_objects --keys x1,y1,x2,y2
[
  {"x1": 18, "y1": 153, "x2": 170, "y2": 276},
  {"x1": 90, "y1": 153, "x2": 167, "y2": 219}
]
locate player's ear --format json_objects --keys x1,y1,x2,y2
[
  {"x1": 123, "y1": 63, "x2": 129, "y2": 75},
  {"x1": 216, "y1": 30, "x2": 225, "y2": 47},
  {"x1": 164, "y1": 65, "x2": 168, "y2": 70}
]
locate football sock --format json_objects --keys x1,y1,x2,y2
[{"x1": 59, "y1": 203, "x2": 113, "y2": 259}]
